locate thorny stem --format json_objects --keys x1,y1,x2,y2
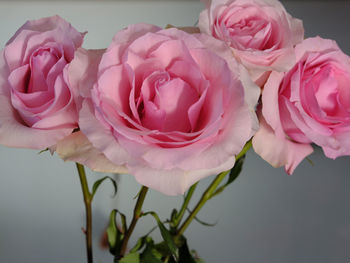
[{"x1": 76, "y1": 163, "x2": 93, "y2": 263}]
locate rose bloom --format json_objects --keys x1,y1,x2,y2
[
  {"x1": 253, "y1": 37, "x2": 350, "y2": 173},
  {"x1": 198, "y1": 0, "x2": 304, "y2": 86},
  {"x1": 0, "y1": 16, "x2": 84, "y2": 149},
  {"x1": 58, "y1": 23, "x2": 259, "y2": 195}
]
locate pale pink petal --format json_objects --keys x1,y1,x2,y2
[
  {"x1": 149, "y1": 39, "x2": 197, "y2": 69},
  {"x1": 157, "y1": 28, "x2": 205, "y2": 49},
  {"x1": 6, "y1": 16, "x2": 84, "y2": 68},
  {"x1": 262, "y1": 71, "x2": 284, "y2": 135},
  {"x1": 0, "y1": 94, "x2": 73, "y2": 149},
  {"x1": 68, "y1": 48, "x2": 105, "y2": 100},
  {"x1": 253, "y1": 113, "x2": 313, "y2": 174},
  {"x1": 322, "y1": 127, "x2": 350, "y2": 159},
  {"x1": 129, "y1": 156, "x2": 235, "y2": 196},
  {"x1": 79, "y1": 99, "x2": 131, "y2": 166},
  {"x1": 289, "y1": 17, "x2": 304, "y2": 45},
  {"x1": 195, "y1": 33, "x2": 260, "y2": 109},
  {"x1": 98, "y1": 24, "x2": 161, "y2": 71},
  {"x1": 56, "y1": 131, "x2": 128, "y2": 174}
]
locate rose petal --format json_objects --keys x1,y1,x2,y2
[
  {"x1": 56, "y1": 131, "x2": 128, "y2": 174},
  {"x1": 0, "y1": 94, "x2": 73, "y2": 149},
  {"x1": 129, "y1": 155, "x2": 235, "y2": 196},
  {"x1": 253, "y1": 112, "x2": 313, "y2": 174}
]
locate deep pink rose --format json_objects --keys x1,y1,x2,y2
[
  {"x1": 253, "y1": 37, "x2": 350, "y2": 173},
  {"x1": 198, "y1": 0, "x2": 304, "y2": 86},
  {"x1": 0, "y1": 16, "x2": 84, "y2": 149},
  {"x1": 64, "y1": 24, "x2": 259, "y2": 195}
]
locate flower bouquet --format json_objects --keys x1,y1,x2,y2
[{"x1": 1, "y1": 0, "x2": 349, "y2": 262}]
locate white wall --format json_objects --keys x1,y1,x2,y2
[{"x1": 0, "y1": 1, "x2": 350, "y2": 263}]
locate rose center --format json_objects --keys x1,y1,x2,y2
[
  {"x1": 28, "y1": 48, "x2": 60, "y2": 93},
  {"x1": 305, "y1": 64, "x2": 350, "y2": 119},
  {"x1": 137, "y1": 71, "x2": 198, "y2": 132}
]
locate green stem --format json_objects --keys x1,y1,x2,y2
[
  {"x1": 236, "y1": 139, "x2": 252, "y2": 160},
  {"x1": 76, "y1": 163, "x2": 93, "y2": 263},
  {"x1": 173, "y1": 183, "x2": 198, "y2": 228},
  {"x1": 176, "y1": 171, "x2": 228, "y2": 238},
  {"x1": 120, "y1": 186, "x2": 149, "y2": 257},
  {"x1": 176, "y1": 140, "x2": 252, "y2": 238}
]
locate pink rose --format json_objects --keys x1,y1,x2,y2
[
  {"x1": 63, "y1": 24, "x2": 259, "y2": 195},
  {"x1": 198, "y1": 0, "x2": 304, "y2": 85},
  {"x1": 0, "y1": 16, "x2": 84, "y2": 149},
  {"x1": 253, "y1": 37, "x2": 350, "y2": 173}
]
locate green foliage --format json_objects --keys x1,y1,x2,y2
[
  {"x1": 91, "y1": 176, "x2": 118, "y2": 200},
  {"x1": 130, "y1": 236, "x2": 149, "y2": 254},
  {"x1": 107, "y1": 145, "x2": 250, "y2": 262},
  {"x1": 212, "y1": 155, "x2": 246, "y2": 198},
  {"x1": 143, "y1": 211, "x2": 179, "y2": 261},
  {"x1": 119, "y1": 252, "x2": 140, "y2": 263},
  {"x1": 140, "y1": 239, "x2": 164, "y2": 263},
  {"x1": 107, "y1": 209, "x2": 126, "y2": 256},
  {"x1": 125, "y1": 235, "x2": 205, "y2": 263},
  {"x1": 164, "y1": 237, "x2": 205, "y2": 263},
  {"x1": 177, "y1": 237, "x2": 197, "y2": 263},
  {"x1": 185, "y1": 208, "x2": 217, "y2": 227}
]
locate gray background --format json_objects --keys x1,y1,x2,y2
[{"x1": 0, "y1": 1, "x2": 350, "y2": 262}]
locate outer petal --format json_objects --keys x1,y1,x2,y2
[
  {"x1": 7, "y1": 15, "x2": 84, "y2": 48},
  {"x1": 253, "y1": 112, "x2": 313, "y2": 174},
  {"x1": 294, "y1": 37, "x2": 340, "y2": 60},
  {"x1": 56, "y1": 131, "x2": 128, "y2": 174},
  {"x1": 129, "y1": 156, "x2": 235, "y2": 196},
  {"x1": 68, "y1": 48, "x2": 105, "y2": 100},
  {"x1": 322, "y1": 128, "x2": 350, "y2": 159},
  {"x1": 0, "y1": 50, "x2": 10, "y2": 96},
  {"x1": 0, "y1": 95, "x2": 73, "y2": 149},
  {"x1": 79, "y1": 99, "x2": 131, "y2": 166},
  {"x1": 5, "y1": 15, "x2": 84, "y2": 70},
  {"x1": 198, "y1": 10, "x2": 211, "y2": 35},
  {"x1": 290, "y1": 17, "x2": 304, "y2": 45},
  {"x1": 233, "y1": 47, "x2": 296, "y2": 76},
  {"x1": 262, "y1": 71, "x2": 285, "y2": 135},
  {"x1": 99, "y1": 23, "x2": 162, "y2": 71}
]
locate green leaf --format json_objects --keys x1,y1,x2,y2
[
  {"x1": 91, "y1": 176, "x2": 118, "y2": 200},
  {"x1": 107, "y1": 210, "x2": 118, "y2": 254},
  {"x1": 130, "y1": 236, "x2": 148, "y2": 253},
  {"x1": 178, "y1": 238, "x2": 197, "y2": 263},
  {"x1": 153, "y1": 241, "x2": 172, "y2": 258},
  {"x1": 185, "y1": 208, "x2": 217, "y2": 227},
  {"x1": 107, "y1": 209, "x2": 124, "y2": 256},
  {"x1": 119, "y1": 252, "x2": 140, "y2": 263},
  {"x1": 143, "y1": 212, "x2": 179, "y2": 261},
  {"x1": 170, "y1": 208, "x2": 178, "y2": 224},
  {"x1": 140, "y1": 238, "x2": 163, "y2": 263},
  {"x1": 212, "y1": 155, "x2": 246, "y2": 198}
]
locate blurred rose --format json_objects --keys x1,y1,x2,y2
[
  {"x1": 64, "y1": 23, "x2": 259, "y2": 195},
  {"x1": 0, "y1": 16, "x2": 84, "y2": 149},
  {"x1": 253, "y1": 37, "x2": 350, "y2": 173},
  {"x1": 198, "y1": 0, "x2": 304, "y2": 86}
]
